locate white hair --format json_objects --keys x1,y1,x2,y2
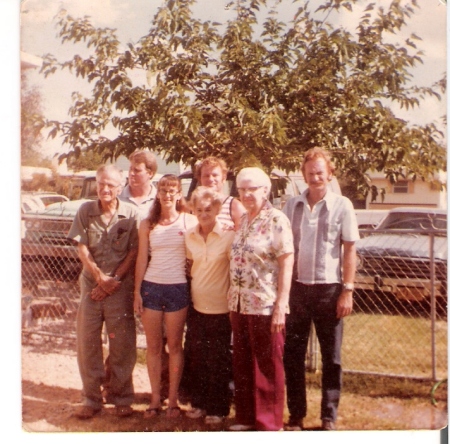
[
  {"x1": 236, "y1": 167, "x2": 272, "y2": 196},
  {"x1": 96, "y1": 164, "x2": 123, "y2": 185}
]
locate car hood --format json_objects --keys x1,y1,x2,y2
[
  {"x1": 356, "y1": 233, "x2": 448, "y2": 261},
  {"x1": 38, "y1": 199, "x2": 92, "y2": 218}
]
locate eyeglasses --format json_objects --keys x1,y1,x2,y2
[
  {"x1": 159, "y1": 189, "x2": 180, "y2": 196},
  {"x1": 237, "y1": 186, "x2": 264, "y2": 194}
]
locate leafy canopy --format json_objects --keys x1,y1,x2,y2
[
  {"x1": 41, "y1": 0, "x2": 446, "y2": 197},
  {"x1": 21, "y1": 71, "x2": 47, "y2": 166}
]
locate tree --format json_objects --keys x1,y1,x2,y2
[
  {"x1": 67, "y1": 149, "x2": 105, "y2": 171},
  {"x1": 21, "y1": 70, "x2": 46, "y2": 166},
  {"x1": 41, "y1": 0, "x2": 446, "y2": 198}
]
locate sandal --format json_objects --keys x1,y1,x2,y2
[
  {"x1": 143, "y1": 407, "x2": 161, "y2": 419},
  {"x1": 166, "y1": 406, "x2": 182, "y2": 419}
]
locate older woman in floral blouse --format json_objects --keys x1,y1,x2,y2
[{"x1": 228, "y1": 167, "x2": 294, "y2": 432}]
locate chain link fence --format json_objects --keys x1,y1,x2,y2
[
  {"x1": 21, "y1": 216, "x2": 447, "y2": 381},
  {"x1": 344, "y1": 227, "x2": 447, "y2": 381}
]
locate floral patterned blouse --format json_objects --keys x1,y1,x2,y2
[{"x1": 228, "y1": 202, "x2": 294, "y2": 315}]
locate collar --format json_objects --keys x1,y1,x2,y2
[
  {"x1": 121, "y1": 184, "x2": 156, "y2": 202},
  {"x1": 191, "y1": 220, "x2": 228, "y2": 238},
  {"x1": 299, "y1": 189, "x2": 338, "y2": 210},
  {"x1": 93, "y1": 198, "x2": 128, "y2": 217},
  {"x1": 262, "y1": 199, "x2": 274, "y2": 212},
  {"x1": 246, "y1": 199, "x2": 273, "y2": 223}
]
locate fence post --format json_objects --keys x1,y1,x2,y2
[
  {"x1": 306, "y1": 324, "x2": 319, "y2": 372},
  {"x1": 429, "y1": 232, "x2": 437, "y2": 381}
]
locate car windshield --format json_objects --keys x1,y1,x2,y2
[
  {"x1": 377, "y1": 212, "x2": 447, "y2": 233},
  {"x1": 40, "y1": 195, "x2": 68, "y2": 206}
]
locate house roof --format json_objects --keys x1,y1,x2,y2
[{"x1": 367, "y1": 169, "x2": 446, "y2": 183}]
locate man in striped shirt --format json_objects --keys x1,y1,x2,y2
[
  {"x1": 282, "y1": 147, "x2": 359, "y2": 432},
  {"x1": 195, "y1": 156, "x2": 246, "y2": 229}
]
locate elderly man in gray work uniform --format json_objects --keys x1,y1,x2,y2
[
  {"x1": 101, "y1": 149, "x2": 158, "y2": 395},
  {"x1": 68, "y1": 165, "x2": 140, "y2": 420}
]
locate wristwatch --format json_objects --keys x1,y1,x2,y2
[{"x1": 343, "y1": 282, "x2": 354, "y2": 291}]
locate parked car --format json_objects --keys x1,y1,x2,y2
[
  {"x1": 354, "y1": 209, "x2": 389, "y2": 230},
  {"x1": 21, "y1": 192, "x2": 69, "y2": 213},
  {"x1": 21, "y1": 200, "x2": 89, "y2": 279},
  {"x1": 354, "y1": 207, "x2": 447, "y2": 302},
  {"x1": 37, "y1": 193, "x2": 70, "y2": 207},
  {"x1": 21, "y1": 195, "x2": 44, "y2": 214}
]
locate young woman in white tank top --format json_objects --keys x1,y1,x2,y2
[{"x1": 134, "y1": 175, "x2": 196, "y2": 419}]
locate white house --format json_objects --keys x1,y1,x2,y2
[{"x1": 365, "y1": 170, "x2": 447, "y2": 210}]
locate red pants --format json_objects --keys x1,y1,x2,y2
[{"x1": 230, "y1": 311, "x2": 286, "y2": 431}]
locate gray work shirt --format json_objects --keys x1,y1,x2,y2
[{"x1": 68, "y1": 199, "x2": 139, "y2": 288}]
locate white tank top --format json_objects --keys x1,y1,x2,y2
[{"x1": 144, "y1": 212, "x2": 197, "y2": 284}]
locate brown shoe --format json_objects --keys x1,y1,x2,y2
[
  {"x1": 115, "y1": 405, "x2": 134, "y2": 417},
  {"x1": 321, "y1": 419, "x2": 336, "y2": 431},
  {"x1": 73, "y1": 405, "x2": 101, "y2": 420}
]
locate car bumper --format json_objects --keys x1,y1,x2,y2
[
  {"x1": 355, "y1": 274, "x2": 445, "y2": 301},
  {"x1": 21, "y1": 241, "x2": 79, "y2": 261}
]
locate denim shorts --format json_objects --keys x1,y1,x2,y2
[{"x1": 140, "y1": 281, "x2": 190, "y2": 312}]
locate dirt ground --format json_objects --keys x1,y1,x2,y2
[{"x1": 20, "y1": 334, "x2": 447, "y2": 442}]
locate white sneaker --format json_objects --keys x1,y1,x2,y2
[
  {"x1": 186, "y1": 407, "x2": 206, "y2": 419},
  {"x1": 229, "y1": 423, "x2": 253, "y2": 431},
  {"x1": 205, "y1": 415, "x2": 223, "y2": 425}
]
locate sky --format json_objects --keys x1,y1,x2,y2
[{"x1": 18, "y1": 0, "x2": 448, "y2": 159}]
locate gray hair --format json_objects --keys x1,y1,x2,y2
[
  {"x1": 96, "y1": 165, "x2": 123, "y2": 185},
  {"x1": 236, "y1": 167, "x2": 272, "y2": 197}
]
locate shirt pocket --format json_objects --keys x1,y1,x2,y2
[
  {"x1": 326, "y1": 223, "x2": 340, "y2": 244},
  {"x1": 87, "y1": 228, "x2": 103, "y2": 250},
  {"x1": 110, "y1": 225, "x2": 130, "y2": 253}
]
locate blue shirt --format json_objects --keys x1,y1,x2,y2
[{"x1": 283, "y1": 190, "x2": 359, "y2": 284}]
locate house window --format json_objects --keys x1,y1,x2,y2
[{"x1": 392, "y1": 180, "x2": 409, "y2": 194}]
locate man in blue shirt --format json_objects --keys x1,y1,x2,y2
[{"x1": 282, "y1": 147, "x2": 359, "y2": 431}]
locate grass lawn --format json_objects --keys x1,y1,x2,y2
[{"x1": 342, "y1": 312, "x2": 447, "y2": 380}]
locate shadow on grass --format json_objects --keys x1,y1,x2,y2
[
  {"x1": 340, "y1": 373, "x2": 448, "y2": 403},
  {"x1": 22, "y1": 379, "x2": 235, "y2": 432},
  {"x1": 22, "y1": 372, "x2": 447, "y2": 432}
]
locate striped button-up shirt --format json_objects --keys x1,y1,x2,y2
[{"x1": 283, "y1": 190, "x2": 359, "y2": 284}]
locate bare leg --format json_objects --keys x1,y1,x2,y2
[
  {"x1": 164, "y1": 307, "x2": 188, "y2": 409},
  {"x1": 141, "y1": 308, "x2": 164, "y2": 409}
]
